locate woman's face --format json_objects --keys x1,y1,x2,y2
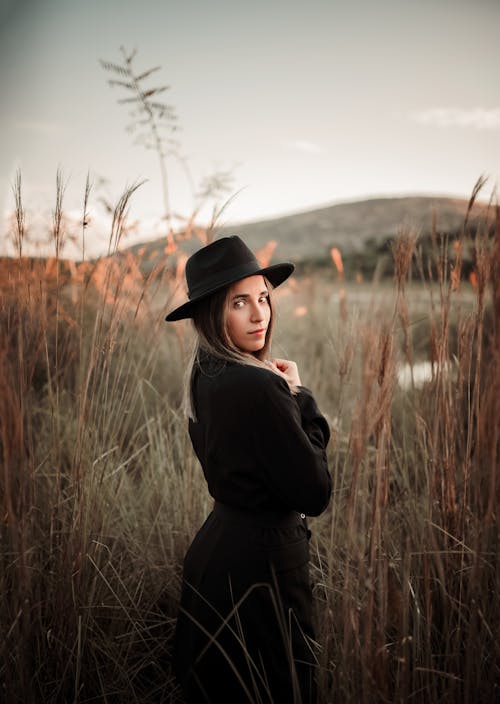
[{"x1": 225, "y1": 275, "x2": 271, "y2": 354}]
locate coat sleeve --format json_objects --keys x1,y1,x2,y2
[
  {"x1": 295, "y1": 386, "x2": 331, "y2": 449},
  {"x1": 248, "y1": 372, "x2": 332, "y2": 516}
]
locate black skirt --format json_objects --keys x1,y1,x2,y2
[{"x1": 173, "y1": 502, "x2": 318, "y2": 703}]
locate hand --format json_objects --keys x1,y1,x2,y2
[{"x1": 265, "y1": 357, "x2": 302, "y2": 387}]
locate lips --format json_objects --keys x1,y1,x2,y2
[{"x1": 248, "y1": 328, "x2": 266, "y2": 335}]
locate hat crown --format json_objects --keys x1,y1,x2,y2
[{"x1": 186, "y1": 236, "x2": 257, "y2": 298}]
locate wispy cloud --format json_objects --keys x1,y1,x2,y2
[
  {"x1": 410, "y1": 107, "x2": 500, "y2": 130},
  {"x1": 285, "y1": 140, "x2": 322, "y2": 154}
]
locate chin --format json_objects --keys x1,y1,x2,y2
[{"x1": 240, "y1": 342, "x2": 265, "y2": 355}]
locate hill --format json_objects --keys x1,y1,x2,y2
[
  {"x1": 129, "y1": 195, "x2": 490, "y2": 264},
  {"x1": 217, "y1": 195, "x2": 489, "y2": 259}
]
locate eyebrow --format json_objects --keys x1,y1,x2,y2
[{"x1": 231, "y1": 290, "x2": 269, "y2": 300}]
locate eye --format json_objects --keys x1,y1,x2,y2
[
  {"x1": 259, "y1": 295, "x2": 269, "y2": 304},
  {"x1": 233, "y1": 300, "x2": 245, "y2": 309}
]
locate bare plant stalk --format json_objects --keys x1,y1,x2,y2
[
  {"x1": 100, "y1": 47, "x2": 234, "y2": 251},
  {"x1": 52, "y1": 168, "x2": 67, "y2": 260},
  {"x1": 11, "y1": 168, "x2": 25, "y2": 259},
  {"x1": 81, "y1": 172, "x2": 92, "y2": 262},
  {"x1": 107, "y1": 180, "x2": 146, "y2": 256},
  {"x1": 100, "y1": 46, "x2": 178, "y2": 246}
]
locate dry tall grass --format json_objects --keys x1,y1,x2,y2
[{"x1": 1, "y1": 177, "x2": 498, "y2": 703}]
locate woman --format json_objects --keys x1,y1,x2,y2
[{"x1": 165, "y1": 236, "x2": 331, "y2": 703}]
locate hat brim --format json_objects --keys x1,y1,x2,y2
[{"x1": 165, "y1": 261, "x2": 294, "y2": 321}]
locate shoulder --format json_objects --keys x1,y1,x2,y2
[
  {"x1": 205, "y1": 360, "x2": 290, "y2": 400},
  {"x1": 224, "y1": 361, "x2": 287, "y2": 389}
]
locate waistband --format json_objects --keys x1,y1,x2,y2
[{"x1": 213, "y1": 501, "x2": 305, "y2": 528}]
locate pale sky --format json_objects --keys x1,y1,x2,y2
[{"x1": 1, "y1": 0, "x2": 499, "y2": 256}]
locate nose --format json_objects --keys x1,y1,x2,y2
[{"x1": 250, "y1": 301, "x2": 264, "y2": 322}]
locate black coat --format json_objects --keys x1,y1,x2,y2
[{"x1": 173, "y1": 355, "x2": 331, "y2": 703}]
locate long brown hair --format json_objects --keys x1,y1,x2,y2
[{"x1": 183, "y1": 276, "x2": 276, "y2": 420}]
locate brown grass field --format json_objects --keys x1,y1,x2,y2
[{"x1": 1, "y1": 180, "x2": 499, "y2": 703}]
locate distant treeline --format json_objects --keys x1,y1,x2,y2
[{"x1": 293, "y1": 225, "x2": 496, "y2": 281}]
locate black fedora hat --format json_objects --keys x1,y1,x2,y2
[{"x1": 165, "y1": 236, "x2": 294, "y2": 321}]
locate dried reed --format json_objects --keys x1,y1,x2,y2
[{"x1": 0, "y1": 175, "x2": 498, "y2": 703}]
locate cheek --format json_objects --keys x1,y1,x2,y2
[
  {"x1": 226, "y1": 310, "x2": 242, "y2": 337},
  {"x1": 262, "y1": 303, "x2": 271, "y2": 326}
]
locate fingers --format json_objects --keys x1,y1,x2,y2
[
  {"x1": 266, "y1": 358, "x2": 301, "y2": 387},
  {"x1": 264, "y1": 359, "x2": 288, "y2": 380},
  {"x1": 272, "y1": 357, "x2": 291, "y2": 373},
  {"x1": 265, "y1": 359, "x2": 283, "y2": 374}
]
